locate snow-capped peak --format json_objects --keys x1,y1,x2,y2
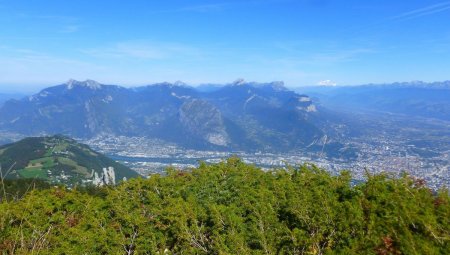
[{"x1": 317, "y1": 80, "x2": 337, "y2": 87}]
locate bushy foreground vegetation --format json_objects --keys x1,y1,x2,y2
[{"x1": 0, "y1": 158, "x2": 449, "y2": 254}]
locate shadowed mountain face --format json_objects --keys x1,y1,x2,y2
[{"x1": 0, "y1": 80, "x2": 328, "y2": 151}]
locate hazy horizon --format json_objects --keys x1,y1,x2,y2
[{"x1": 2, "y1": 78, "x2": 450, "y2": 94}]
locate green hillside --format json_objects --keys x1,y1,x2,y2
[
  {"x1": 0, "y1": 135, "x2": 139, "y2": 186},
  {"x1": 0, "y1": 158, "x2": 448, "y2": 254}
]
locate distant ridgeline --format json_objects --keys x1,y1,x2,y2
[
  {"x1": 0, "y1": 135, "x2": 139, "y2": 186},
  {"x1": 0, "y1": 159, "x2": 448, "y2": 254},
  {"x1": 296, "y1": 80, "x2": 450, "y2": 121}
]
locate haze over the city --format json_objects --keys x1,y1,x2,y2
[{"x1": 1, "y1": 0, "x2": 450, "y2": 92}]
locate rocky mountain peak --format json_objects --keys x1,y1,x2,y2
[
  {"x1": 232, "y1": 78, "x2": 246, "y2": 86},
  {"x1": 173, "y1": 80, "x2": 188, "y2": 87},
  {"x1": 266, "y1": 81, "x2": 286, "y2": 91},
  {"x1": 66, "y1": 79, "x2": 102, "y2": 90}
]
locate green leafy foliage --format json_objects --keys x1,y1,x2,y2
[
  {"x1": 0, "y1": 179, "x2": 51, "y2": 202},
  {"x1": 0, "y1": 158, "x2": 448, "y2": 254}
]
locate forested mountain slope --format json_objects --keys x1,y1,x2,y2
[{"x1": 0, "y1": 135, "x2": 139, "y2": 186}]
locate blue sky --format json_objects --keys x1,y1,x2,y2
[{"x1": 0, "y1": 0, "x2": 450, "y2": 92}]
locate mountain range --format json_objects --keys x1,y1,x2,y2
[
  {"x1": 0, "y1": 79, "x2": 330, "y2": 152},
  {"x1": 2, "y1": 79, "x2": 448, "y2": 157}
]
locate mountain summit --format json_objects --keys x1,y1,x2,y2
[{"x1": 66, "y1": 79, "x2": 103, "y2": 90}]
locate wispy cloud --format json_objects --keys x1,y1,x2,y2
[
  {"x1": 34, "y1": 15, "x2": 78, "y2": 22},
  {"x1": 340, "y1": 2, "x2": 450, "y2": 36},
  {"x1": 14, "y1": 13, "x2": 81, "y2": 34},
  {"x1": 81, "y1": 41, "x2": 203, "y2": 60},
  {"x1": 391, "y1": 1, "x2": 450, "y2": 21},
  {"x1": 0, "y1": 47, "x2": 105, "y2": 88},
  {"x1": 310, "y1": 48, "x2": 374, "y2": 64},
  {"x1": 269, "y1": 41, "x2": 375, "y2": 65}
]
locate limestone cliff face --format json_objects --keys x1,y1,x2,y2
[
  {"x1": 92, "y1": 166, "x2": 116, "y2": 186},
  {"x1": 179, "y1": 99, "x2": 229, "y2": 146}
]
